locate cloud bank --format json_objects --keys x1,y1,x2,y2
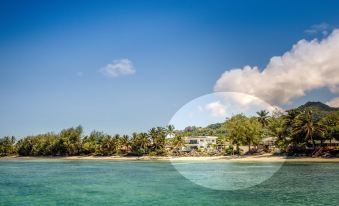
[
  {"x1": 326, "y1": 97, "x2": 339, "y2": 108},
  {"x1": 205, "y1": 101, "x2": 227, "y2": 117},
  {"x1": 100, "y1": 59, "x2": 135, "y2": 77},
  {"x1": 214, "y1": 29, "x2": 339, "y2": 106}
]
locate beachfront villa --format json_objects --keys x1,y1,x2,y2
[{"x1": 182, "y1": 136, "x2": 218, "y2": 152}]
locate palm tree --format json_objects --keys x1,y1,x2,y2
[
  {"x1": 112, "y1": 134, "x2": 121, "y2": 154},
  {"x1": 256, "y1": 110, "x2": 269, "y2": 127},
  {"x1": 166, "y1": 125, "x2": 175, "y2": 138},
  {"x1": 100, "y1": 136, "x2": 114, "y2": 155},
  {"x1": 171, "y1": 135, "x2": 185, "y2": 151},
  {"x1": 283, "y1": 109, "x2": 300, "y2": 129},
  {"x1": 139, "y1": 133, "x2": 150, "y2": 154},
  {"x1": 120, "y1": 135, "x2": 130, "y2": 154},
  {"x1": 320, "y1": 112, "x2": 339, "y2": 147},
  {"x1": 293, "y1": 110, "x2": 326, "y2": 150},
  {"x1": 148, "y1": 127, "x2": 166, "y2": 154}
]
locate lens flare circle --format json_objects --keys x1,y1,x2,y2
[{"x1": 169, "y1": 92, "x2": 284, "y2": 191}]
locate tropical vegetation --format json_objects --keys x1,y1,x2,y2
[{"x1": 0, "y1": 101, "x2": 338, "y2": 157}]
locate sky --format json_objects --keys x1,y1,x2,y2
[
  {"x1": 0, "y1": 0, "x2": 339, "y2": 137},
  {"x1": 169, "y1": 92, "x2": 278, "y2": 130}
]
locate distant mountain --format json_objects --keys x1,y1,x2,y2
[
  {"x1": 293, "y1": 102, "x2": 338, "y2": 121},
  {"x1": 296, "y1": 101, "x2": 338, "y2": 112}
]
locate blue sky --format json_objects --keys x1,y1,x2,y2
[
  {"x1": 170, "y1": 92, "x2": 278, "y2": 130},
  {"x1": 1, "y1": 0, "x2": 339, "y2": 137}
]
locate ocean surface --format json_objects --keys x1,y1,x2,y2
[{"x1": 0, "y1": 159, "x2": 338, "y2": 206}]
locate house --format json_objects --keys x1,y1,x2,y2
[
  {"x1": 315, "y1": 139, "x2": 339, "y2": 148},
  {"x1": 182, "y1": 136, "x2": 218, "y2": 151},
  {"x1": 258, "y1": 137, "x2": 276, "y2": 152}
]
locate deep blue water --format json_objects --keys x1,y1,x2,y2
[{"x1": 0, "y1": 160, "x2": 338, "y2": 206}]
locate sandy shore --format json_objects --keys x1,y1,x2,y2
[
  {"x1": 1, "y1": 154, "x2": 339, "y2": 162},
  {"x1": 170, "y1": 154, "x2": 339, "y2": 162},
  {"x1": 0, "y1": 155, "x2": 168, "y2": 161}
]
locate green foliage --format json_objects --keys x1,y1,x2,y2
[
  {"x1": 1, "y1": 102, "x2": 338, "y2": 157},
  {"x1": 171, "y1": 135, "x2": 185, "y2": 150},
  {"x1": 149, "y1": 127, "x2": 167, "y2": 155},
  {"x1": 320, "y1": 111, "x2": 339, "y2": 141},
  {"x1": 224, "y1": 114, "x2": 264, "y2": 154},
  {"x1": 0, "y1": 136, "x2": 15, "y2": 156},
  {"x1": 292, "y1": 110, "x2": 326, "y2": 149},
  {"x1": 295, "y1": 101, "x2": 338, "y2": 122},
  {"x1": 224, "y1": 145, "x2": 234, "y2": 155},
  {"x1": 256, "y1": 110, "x2": 269, "y2": 127},
  {"x1": 59, "y1": 126, "x2": 83, "y2": 155}
]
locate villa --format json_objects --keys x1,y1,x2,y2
[{"x1": 182, "y1": 136, "x2": 218, "y2": 152}]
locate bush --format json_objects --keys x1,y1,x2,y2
[{"x1": 224, "y1": 145, "x2": 234, "y2": 155}]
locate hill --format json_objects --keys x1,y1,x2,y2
[
  {"x1": 296, "y1": 101, "x2": 338, "y2": 112},
  {"x1": 293, "y1": 101, "x2": 338, "y2": 120}
]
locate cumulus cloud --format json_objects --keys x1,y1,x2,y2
[
  {"x1": 205, "y1": 101, "x2": 227, "y2": 117},
  {"x1": 100, "y1": 58, "x2": 135, "y2": 77},
  {"x1": 222, "y1": 92, "x2": 282, "y2": 113},
  {"x1": 214, "y1": 29, "x2": 339, "y2": 106},
  {"x1": 326, "y1": 97, "x2": 339, "y2": 108}
]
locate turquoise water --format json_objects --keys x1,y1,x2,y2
[
  {"x1": 171, "y1": 161, "x2": 283, "y2": 190},
  {"x1": 0, "y1": 160, "x2": 338, "y2": 206}
]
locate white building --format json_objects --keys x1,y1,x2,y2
[{"x1": 182, "y1": 136, "x2": 218, "y2": 151}]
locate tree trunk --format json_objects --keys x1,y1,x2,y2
[
  {"x1": 236, "y1": 144, "x2": 240, "y2": 156},
  {"x1": 312, "y1": 139, "x2": 316, "y2": 151}
]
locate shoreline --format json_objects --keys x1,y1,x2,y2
[{"x1": 1, "y1": 154, "x2": 339, "y2": 162}]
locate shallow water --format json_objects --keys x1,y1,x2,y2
[
  {"x1": 171, "y1": 161, "x2": 283, "y2": 190},
  {"x1": 0, "y1": 160, "x2": 338, "y2": 206}
]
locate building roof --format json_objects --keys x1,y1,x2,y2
[
  {"x1": 324, "y1": 139, "x2": 339, "y2": 144},
  {"x1": 184, "y1": 136, "x2": 218, "y2": 139}
]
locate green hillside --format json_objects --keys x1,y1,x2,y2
[{"x1": 293, "y1": 101, "x2": 338, "y2": 120}]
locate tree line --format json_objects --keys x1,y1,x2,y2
[
  {"x1": 0, "y1": 126, "x2": 173, "y2": 157},
  {"x1": 178, "y1": 108, "x2": 339, "y2": 155},
  {"x1": 1, "y1": 105, "x2": 338, "y2": 157}
]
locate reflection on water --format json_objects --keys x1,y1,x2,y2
[
  {"x1": 171, "y1": 161, "x2": 283, "y2": 190},
  {"x1": 0, "y1": 160, "x2": 338, "y2": 206}
]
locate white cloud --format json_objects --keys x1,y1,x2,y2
[
  {"x1": 222, "y1": 92, "x2": 282, "y2": 113},
  {"x1": 214, "y1": 29, "x2": 339, "y2": 106},
  {"x1": 326, "y1": 97, "x2": 339, "y2": 108},
  {"x1": 100, "y1": 58, "x2": 135, "y2": 77},
  {"x1": 305, "y1": 23, "x2": 331, "y2": 36},
  {"x1": 205, "y1": 101, "x2": 226, "y2": 117}
]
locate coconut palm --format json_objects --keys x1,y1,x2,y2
[
  {"x1": 293, "y1": 110, "x2": 326, "y2": 150},
  {"x1": 320, "y1": 111, "x2": 339, "y2": 145},
  {"x1": 139, "y1": 133, "x2": 150, "y2": 154},
  {"x1": 120, "y1": 135, "x2": 130, "y2": 154},
  {"x1": 112, "y1": 134, "x2": 121, "y2": 154},
  {"x1": 148, "y1": 127, "x2": 166, "y2": 154},
  {"x1": 256, "y1": 110, "x2": 269, "y2": 127},
  {"x1": 166, "y1": 125, "x2": 175, "y2": 138},
  {"x1": 171, "y1": 135, "x2": 185, "y2": 151}
]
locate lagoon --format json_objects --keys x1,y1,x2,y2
[{"x1": 0, "y1": 160, "x2": 338, "y2": 206}]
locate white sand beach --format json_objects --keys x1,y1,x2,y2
[{"x1": 2, "y1": 154, "x2": 339, "y2": 162}]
